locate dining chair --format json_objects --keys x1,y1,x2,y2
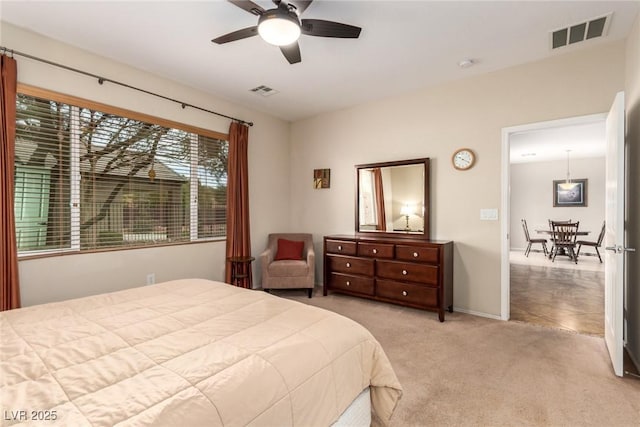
[
  {"x1": 521, "y1": 219, "x2": 548, "y2": 257},
  {"x1": 548, "y1": 219, "x2": 572, "y2": 226},
  {"x1": 549, "y1": 221, "x2": 580, "y2": 264},
  {"x1": 547, "y1": 219, "x2": 572, "y2": 257},
  {"x1": 576, "y1": 221, "x2": 606, "y2": 263}
]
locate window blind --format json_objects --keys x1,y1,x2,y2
[{"x1": 14, "y1": 93, "x2": 228, "y2": 255}]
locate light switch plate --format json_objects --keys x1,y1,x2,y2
[{"x1": 480, "y1": 208, "x2": 499, "y2": 221}]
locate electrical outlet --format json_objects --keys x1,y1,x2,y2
[{"x1": 146, "y1": 273, "x2": 155, "y2": 285}]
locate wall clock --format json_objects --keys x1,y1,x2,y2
[{"x1": 452, "y1": 148, "x2": 476, "y2": 170}]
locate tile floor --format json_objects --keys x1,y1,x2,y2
[
  {"x1": 510, "y1": 249, "x2": 604, "y2": 272},
  {"x1": 510, "y1": 250, "x2": 604, "y2": 336}
]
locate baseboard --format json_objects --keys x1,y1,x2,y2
[
  {"x1": 512, "y1": 247, "x2": 546, "y2": 254},
  {"x1": 454, "y1": 307, "x2": 502, "y2": 321},
  {"x1": 576, "y1": 252, "x2": 600, "y2": 258},
  {"x1": 509, "y1": 248, "x2": 549, "y2": 254}
]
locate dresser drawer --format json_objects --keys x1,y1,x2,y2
[
  {"x1": 357, "y1": 242, "x2": 394, "y2": 259},
  {"x1": 328, "y1": 273, "x2": 374, "y2": 295},
  {"x1": 376, "y1": 260, "x2": 438, "y2": 285},
  {"x1": 376, "y1": 279, "x2": 438, "y2": 308},
  {"x1": 327, "y1": 255, "x2": 374, "y2": 276},
  {"x1": 396, "y1": 245, "x2": 439, "y2": 263},
  {"x1": 326, "y1": 239, "x2": 357, "y2": 255}
]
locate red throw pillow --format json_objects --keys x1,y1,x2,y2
[{"x1": 275, "y1": 238, "x2": 304, "y2": 261}]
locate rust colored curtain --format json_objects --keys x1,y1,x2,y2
[
  {"x1": 1, "y1": 55, "x2": 20, "y2": 311},
  {"x1": 224, "y1": 122, "x2": 252, "y2": 285},
  {"x1": 373, "y1": 168, "x2": 386, "y2": 231}
]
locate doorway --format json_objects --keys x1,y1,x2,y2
[{"x1": 500, "y1": 113, "x2": 607, "y2": 335}]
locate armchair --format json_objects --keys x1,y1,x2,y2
[{"x1": 260, "y1": 233, "x2": 315, "y2": 298}]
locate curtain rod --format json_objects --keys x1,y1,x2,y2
[{"x1": 0, "y1": 46, "x2": 253, "y2": 127}]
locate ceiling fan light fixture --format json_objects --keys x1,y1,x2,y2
[
  {"x1": 214, "y1": 0, "x2": 362, "y2": 64},
  {"x1": 258, "y1": 9, "x2": 301, "y2": 46}
]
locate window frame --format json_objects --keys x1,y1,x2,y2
[
  {"x1": 358, "y1": 169, "x2": 378, "y2": 227},
  {"x1": 16, "y1": 84, "x2": 229, "y2": 259}
]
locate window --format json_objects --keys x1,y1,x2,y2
[
  {"x1": 358, "y1": 169, "x2": 377, "y2": 226},
  {"x1": 14, "y1": 90, "x2": 228, "y2": 255}
]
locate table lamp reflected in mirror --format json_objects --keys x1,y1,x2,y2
[{"x1": 400, "y1": 204, "x2": 414, "y2": 230}]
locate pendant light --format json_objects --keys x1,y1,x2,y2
[{"x1": 558, "y1": 149, "x2": 578, "y2": 190}]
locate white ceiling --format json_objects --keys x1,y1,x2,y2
[
  {"x1": 509, "y1": 120, "x2": 606, "y2": 164},
  {"x1": 1, "y1": 1, "x2": 639, "y2": 122}
]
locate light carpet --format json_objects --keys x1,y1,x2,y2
[{"x1": 279, "y1": 289, "x2": 640, "y2": 426}]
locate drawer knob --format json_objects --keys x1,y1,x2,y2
[
  {"x1": 402, "y1": 269, "x2": 408, "y2": 275},
  {"x1": 338, "y1": 245, "x2": 343, "y2": 251},
  {"x1": 346, "y1": 281, "x2": 351, "y2": 286},
  {"x1": 413, "y1": 252, "x2": 419, "y2": 258},
  {"x1": 372, "y1": 248, "x2": 378, "y2": 254},
  {"x1": 402, "y1": 290, "x2": 408, "y2": 296},
  {"x1": 346, "y1": 262, "x2": 351, "y2": 268}
]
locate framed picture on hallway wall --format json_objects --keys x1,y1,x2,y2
[
  {"x1": 553, "y1": 179, "x2": 588, "y2": 207},
  {"x1": 314, "y1": 168, "x2": 331, "y2": 189}
]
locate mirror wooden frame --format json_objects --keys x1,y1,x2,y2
[{"x1": 355, "y1": 158, "x2": 430, "y2": 240}]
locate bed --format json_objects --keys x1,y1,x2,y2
[{"x1": 1, "y1": 278, "x2": 402, "y2": 426}]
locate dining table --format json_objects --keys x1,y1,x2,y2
[
  {"x1": 534, "y1": 229, "x2": 590, "y2": 236},
  {"x1": 534, "y1": 229, "x2": 590, "y2": 259}
]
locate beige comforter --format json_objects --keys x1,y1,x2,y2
[{"x1": 1, "y1": 279, "x2": 402, "y2": 426}]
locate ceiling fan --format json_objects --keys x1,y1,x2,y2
[{"x1": 212, "y1": 0, "x2": 362, "y2": 64}]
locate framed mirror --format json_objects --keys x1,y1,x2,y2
[{"x1": 355, "y1": 158, "x2": 430, "y2": 239}]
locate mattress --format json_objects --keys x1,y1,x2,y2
[
  {"x1": 1, "y1": 278, "x2": 402, "y2": 426},
  {"x1": 332, "y1": 387, "x2": 371, "y2": 427}
]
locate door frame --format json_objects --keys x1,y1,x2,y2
[{"x1": 500, "y1": 113, "x2": 607, "y2": 320}]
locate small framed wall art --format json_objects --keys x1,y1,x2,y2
[
  {"x1": 553, "y1": 179, "x2": 587, "y2": 207},
  {"x1": 314, "y1": 169, "x2": 330, "y2": 189}
]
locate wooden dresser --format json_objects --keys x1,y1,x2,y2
[{"x1": 323, "y1": 235, "x2": 453, "y2": 321}]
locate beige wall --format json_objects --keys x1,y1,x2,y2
[
  {"x1": 2, "y1": 23, "x2": 291, "y2": 306},
  {"x1": 290, "y1": 42, "x2": 626, "y2": 317},
  {"x1": 19, "y1": 244, "x2": 227, "y2": 306},
  {"x1": 625, "y1": 13, "x2": 640, "y2": 370},
  {"x1": 510, "y1": 157, "x2": 606, "y2": 251}
]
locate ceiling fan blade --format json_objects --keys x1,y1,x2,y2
[
  {"x1": 228, "y1": 0, "x2": 265, "y2": 15},
  {"x1": 212, "y1": 26, "x2": 258, "y2": 44},
  {"x1": 301, "y1": 19, "x2": 361, "y2": 38},
  {"x1": 287, "y1": 0, "x2": 313, "y2": 14},
  {"x1": 280, "y1": 42, "x2": 301, "y2": 64}
]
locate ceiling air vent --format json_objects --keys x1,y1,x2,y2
[
  {"x1": 551, "y1": 13, "x2": 612, "y2": 49},
  {"x1": 249, "y1": 85, "x2": 278, "y2": 97}
]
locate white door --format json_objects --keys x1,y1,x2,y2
[{"x1": 604, "y1": 91, "x2": 626, "y2": 377}]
